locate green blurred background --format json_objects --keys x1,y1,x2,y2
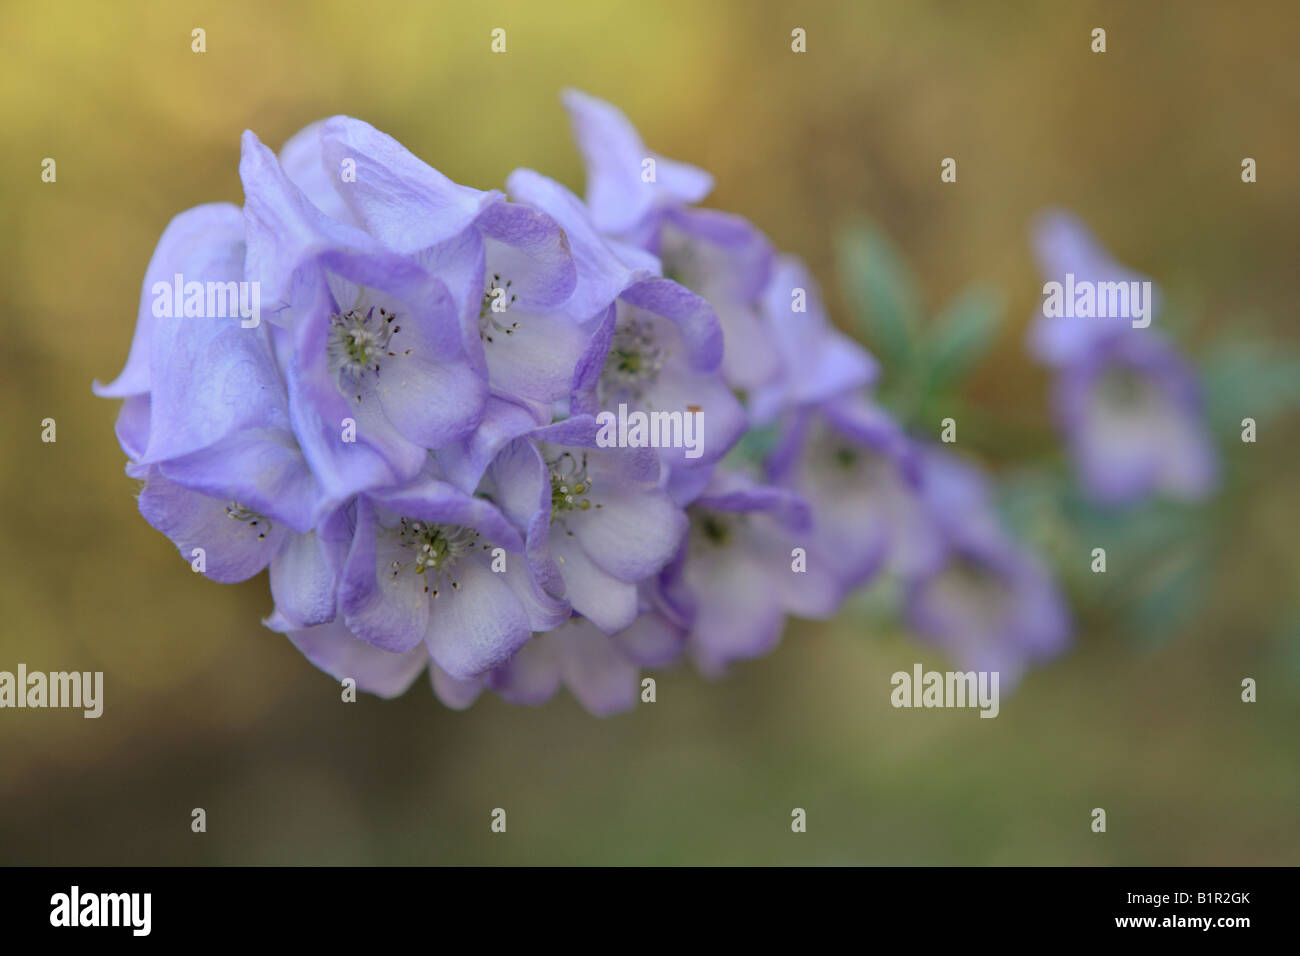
[{"x1": 1, "y1": 0, "x2": 1297, "y2": 864}]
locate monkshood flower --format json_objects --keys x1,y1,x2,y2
[
  {"x1": 270, "y1": 423, "x2": 688, "y2": 712},
  {"x1": 505, "y1": 167, "x2": 747, "y2": 501},
  {"x1": 658, "y1": 470, "x2": 822, "y2": 675},
  {"x1": 901, "y1": 449, "x2": 1070, "y2": 683},
  {"x1": 490, "y1": 415, "x2": 688, "y2": 635},
  {"x1": 267, "y1": 456, "x2": 572, "y2": 687},
  {"x1": 326, "y1": 463, "x2": 572, "y2": 679},
  {"x1": 240, "y1": 131, "x2": 489, "y2": 518},
  {"x1": 98, "y1": 99, "x2": 937, "y2": 715},
  {"x1": 290, "y1": 118, "x2": 586, "y2": 417},
  {"x1": 766, "y1": 392, "x2": 939, "y2": 601},
  {"x1": 93, "y1": 203, "x2": 343, "y2": 627},
  {"x1": 748, "y1": 255, "x2": 879, "y2": 426},
  {"x1": 453, "y1": 605, "x2": 686, "y2": 716},
  {"x1": 563, "y1": 89, "x2": 782, "y2": 390},
  {"x1": 1029, "y1": 209, "x2": 1217, "y2": 506}
]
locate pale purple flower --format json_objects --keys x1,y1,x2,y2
[
  {"x1": 240, "y1": 130, "x2": 488, "y2": 517},
  {"x1": 658, "y1": 470, "x2": 820, "y2": 675},
  {"x1": 1029, "y1": 210, "x2": 1217, "y2": 505},
  {"x1": 767, "y1": 393, "x2": 937, "y2": 599},
  {"x1": 562, "y1": 89, "x2": 783, "y2": 390},
  {"x1": 94, "y1": 204, "x2": 340, "y2": 626},
  {"x1": 506, "y1": 168, "x2": 747, "y2": 493},
  {"x1": 749, "y1": 255, "x2": 879, "y2": 425},
  {"x1": 902, "y1": 449, "x2": 1070, "y2": 683}
]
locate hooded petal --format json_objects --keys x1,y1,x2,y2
[
  {"x1": 505, "y1": 168, "x2": 657, "y2": 319},
  {"x1": 561, "y1": 88, "x2": 712, "y2": 235},
  {"x1": 278, "y1": 120, "x2": 358, "y2": 226},
  {"x1": 316, "y1": 116, "x2": 499, "y2": 253},
  {"x1": 94, "y1": 202, "x2": 246, "y2": 399}
]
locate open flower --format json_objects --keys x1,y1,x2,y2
[
  {"x1": 767, "y1": 393, "x2": 935, "y2": 597},
  {"x1": 658, "y1": 470, "x2": 820, "y2": 675},
  {"x1": 506, "y1": 168, "x2": 747, "y2": 495},
  {"x1": 241, "y1": 131, "x2": 488, "y2": 516}
]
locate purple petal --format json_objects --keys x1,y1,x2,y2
[
  {"x1": 424, "y1": 556, "x2": 532, "y2": 679},
  {"x1": 562, "y1": 88, "x2": 712, "y2": 235},
  {"x1": 338, "y1": 497, "x2": 430, "y2": 652},
  {"x1": 138, "y1": 469, "x2": 288, "y2": 582},
  {"x1": 276, "y1": 616, "x2": 427, "y2": 698},
  {"x1": 319, "y1": 116, "x2": 499, "y2": 254},
  {"x1": 94, "y1": 203, "x2": 246, "y2": 398},
  {"x1": 558, "y1": 618, "x2": 640, "y2": 716}
]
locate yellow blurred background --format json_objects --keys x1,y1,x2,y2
[{"x1": 1, "y1": 0, "x2": 1297, "y2": 863}]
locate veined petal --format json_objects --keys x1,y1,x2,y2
[
  {"x1": 278, "y1": 120, "x2": 358, "y2": 226},
  {"x1": 338, "y1": 497, "x2": 430, "y2": 652},
  {"x1": 425, "y1": 556, "x2": 532, "y2": 680},
  {"x1": 320, "y1": 115, "x2": 499, "y2": 254},
  {"x1": 94, "y1": 202, "x2": 246, "y2": 399},
  {"x1": 277, "y1": 617, "x2": 427, "y2": 698},
  {"x1": 561, "y1": 88, "x2": 712, "y2": 235},
  {"x1": 138, "y1": 469, "x2": 287, "y2": 582},
  {"x1": 567, "y1": 486, "x2": 687, "y2": 583},
  {"x1": 270, "y1": 530, "x2": 341, "y2": 629}
]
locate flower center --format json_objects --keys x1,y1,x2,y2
[
  {"x1": 225, "y1": 502, "x2": 271, "y2": 541},
  {"x1": 933, "y1": 556, "x2": 1013, "y2": 628},
  {"x1": 389, "y1": 519, "x2": 484, "y2": 597},
  {"x1": 479, "y1": 273, "x2": 519, "y2": 344},
  {"x1": 689, "y1": 508, "x2": 737, "y2": 549},
  {"x1": 1096, "y1": 363, "x2": 1154, "y2": 410},
  {"x1": 600, "y1": 316, "x2": 664, "y2": 404},
  {"x1": 548, "y1": 451, "x2": 602, "y2": 532},
  {"x1": 327, "y1": 306, "x2": 412, "y2": 404},
  {"x1": 657, "y1": 233, "x2": 698, "y2": 288}
]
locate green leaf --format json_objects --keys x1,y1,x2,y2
[
  {"x1": 1201, "y1": 340, "x2": 1300, "y2": 436},
  {"x1": 1123, "y1": 542, "x2": 1214, "y2": 648},
  {"x1": 924, "y1": 283, "x2": 1004, "y2": 392},
  {"x1": 836, "y1": 222, "x2": 921, "y2": 368}
]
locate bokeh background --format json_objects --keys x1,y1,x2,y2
[{"x1": 2, "y1": 0, "x2": 1297, "y2": 864}]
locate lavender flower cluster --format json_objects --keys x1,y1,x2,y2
[{"x1": 98, "y1": 90, "x2": 1081, "y2": 714}]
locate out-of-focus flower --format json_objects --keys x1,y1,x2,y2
[
  {"x1": 749, "y1": 255, "x2": 879, "y2": 424},
  {"x1": 901, "y1": 449, "x2": 1070, "y2": 683},
  {"x1": 1029, "y1": 209, "x2": 1217, "y2": 505},
  {"x1": 658, "y1": 470, "x2": 819, "y2": 675},
  {"x1": 767, "y1": 393, "x2": 935, "y2": 597}
]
